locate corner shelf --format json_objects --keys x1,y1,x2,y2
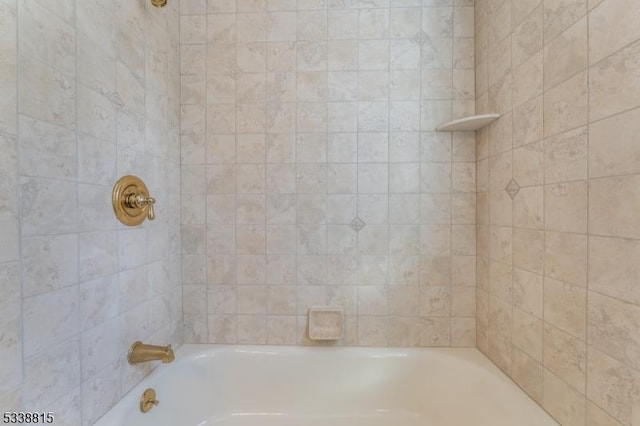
[{"x1": 436, "y1": 113, "x2": 500, "y2": 132}]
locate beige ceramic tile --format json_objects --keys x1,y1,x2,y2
[
  {"x1": 513, "y1": 51, "x2": 543, "y2": 107},
  {"x1": 588, "y1": 291, "x2": 640, "y2": 371},
  {"x1": 543, "y1": 16, "x2": 587, "y2": 90},
  {"x1": 513, "y1": 186, "x2": 544, "y2": 230},
  {"x1": 544, "y1": 277, "x2": 586, "y2": 339},
  {"x1": 513, "y1": 307, "x2": 543, "y2": 361},
  {"x1": 544, "y1": 231, "x2": 587, "y2": 287},
  {"x1": 543, "y1": 71, "x2": 588, "y2": 137},
  {"x1": 543, "y1": 0, "x2": 586, "y2": 42},
  {"x1": 487, "y1": 296, "x2": 512, "y2": 373},
  {"x1": 513, "y1": 0, "x2": 543, "y2": 28},
  {"x1": 512, "y1": 228, "x2": 545, "y2": 274},
  {"x1": 512, "y1": 5, "x2": 542, "y2": 68},
  {"x1": 544, "y1": 324, "x2": 586, "y2": 393},
  {"x1": 588, "y1": 0, "x2": 640, "y2": 65},
  {"x1": 586, "y1": 401, "x2": 623, "y2": 426},
  {"x1": 589, "y1": 235, "x2": 640, "y2": 305},
  {"x1": 544, "y1": 181, "x2": 588, "y2": 233},
  {"x1": 513, "y1": 267, "x2": 543, "y2": 318},
  {"x1": 451, "y1": 317, "x2": 476, "y2": 347},
  {"x1": 589, "y1": 107, "x2": 640, "y2": 179},
  {"x1": 512, "y1": 348, "x2": 544, "y2": 403},
  {"x1": 489, "y1": 225, "x2": 512, "y2": 265},
  {"x1": 589, "y1": 40, "x2": 640, "y2": 122},
  {"x1": 589, "y1": 175, "x2": 640, "y2": 239},
  {"x1": 543, "y1": 369, "x2": 586, "y2": 426},
  {"x1": 513, "y1": 141, "x2": 544, "y2": 187},
  {"x1": 544, "y1": 126, "x2": 588, "y2": 183},
  {"x1": 587, "y1": 346, "x2": 639, "y2": 425},
  {"x1": 489, "y1": 261, "x2": 512, "y2": 303},
  {"x1": 513, "y1": 96, "x2": 543, "y2": 147}
]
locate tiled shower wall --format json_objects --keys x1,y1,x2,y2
[
  {"x1": 180, "y1": 0, "x2": 477, "y2": 346},
  {"x1": 476, "y1": 0, "x2": 640, "y2": 424},
  {"x1": 0, "y1": 0, "x2": 182, "y2": 424}
]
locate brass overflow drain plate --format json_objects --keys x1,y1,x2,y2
[{"x1": 140, "y1": 388, "x2": 159, "y2": 413}]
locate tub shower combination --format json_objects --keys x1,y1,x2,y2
[{"x1": 95, "y1": 345, "x2": 558, "y2": 426}]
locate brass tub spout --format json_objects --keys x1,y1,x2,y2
[{"x1": 128, "y1": 341, "x2": 175, "y2": 365}]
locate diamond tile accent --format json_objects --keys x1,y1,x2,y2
[
  {"x1": 505, "y1": 178, "x2": 520, "y2": 199},
  {"x1": 412, "y1": 30, "x2": 429, "y2": 46},
  {"x1": 349, "y1": 216, "x2": 366, "y2": 232}
]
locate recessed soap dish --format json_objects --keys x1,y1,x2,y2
[{"x1": 308, "y1": 307, "x2": 344, "y2": 341}]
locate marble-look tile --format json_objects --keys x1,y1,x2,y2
[
  {"x1": 266, "y1": 315, "x2": 297, "y2": 345},
  {"x1": 44, "y1": 388, "x2": 82, "y2": 426},
  {"x1": 0, "y1": 262, "x2": 21, "y2": 395},
  {"x1": 20, "y1": 178, "x2": 77, "y2": 236},
  {"x1": 23, "y1": 286, "x2": 80, "y2": 358},
  {"x1": 22, "y1": 234, "x2": 78, "y2": 297},
  {"x1": 80, "y1": 318, "x2": 119, "y2": 379},
  {"x1": 513, "y1": 186, "x2": 544, "y2": 230},
  {"x1": 544, "y1": 231, "x2": 587, "y2": 287},
  {"x1": 78, "y1": 135, "x2": 116, "y2": 186},
  {"x1": 451, "y1": 317, "x2": 475, "y2": 348},
  {"x1": 544, "y1": 324, "x2": 586, "y2": 392},
  {"x1": 487, "y1": 296, "x2": 512, "y2": 373},
  {"x1": 589, "y1": 175, "x2": 640, "y2": 239},
  {"x1": 512, "y1": 0, "x2": 541, "y2": 28},
  {"x1": 543, "y1": 368, "x2": 586, "y2": 426},
  {"x1": 79, "y1": 275, "x2": 118, "y2": 331},
  {"x1": 587, "y1": 346, "x2": 639, "y2": 425},
  {"x1": 512, "y1": 5, "x2": 542, "y2": 68},
  {"x1": 81, "y1": 361, "x2": 121, "y2": 426},
  {"x1": 0, "y1": 388, "x2": 22, "y2": 413},
  {"x1": 513, "y1": 228, "x2": 544, "y2": 274},
  {"x1": 586, "y1": 401, "x2": 623, "y2": 426},
  {"x1": 0, "y1": 1, "x2": 17, "y2": 135},
  {"x1": 513, "y1": 141, "x2": 543, "y2": 187},
  {"x1": 419, "y1": 317, "x2": 450, "y2": 347},
  {"x1": 512, "y1": 348, "x2": 543, "y2": 403},
  {"x1": 589, "y1": 236, "x2": 640, "y2": 306},
  {"x1": 0, "y1": 133, "x2": 19, "y2": 263},
  {"x1": 589, "y1": 107, "x2": 640, "y2": 179},
  {"x1": 513, "y1": 267, "x2": 543, "y2": 318},
  {"x1": 18, "y1": 0, "x2": 76, "y2": 76},
  {"x1": 487, "y1": 0, "x2": 511, "y2": 47},
  {"x1": 76, "y1": 0, "x2": 116, "y2": 58},
  {"x1": 543, "y1": 0, "x2": 586, "y2": 42},
  {"x1": 77, "y1": 85, "x2": 117, "y2": 143},
  {"x1": 589, "y1": 40, "x2": 640, "y2": 122},
  {"x1": 588, "y1": 0, "x2": 640, "y2": 65},
  {"x1": 544, "y1": 181, "x2": 587, "y2": 233},
  {"x1": 512, "y1": 51, "x2": 543, "y2": 107},
  {"x1": 544, "y1": 277, "x2": 586, "y2": 339},
  {"x1": 19, "y1": 55, "x2": 75, "y2": 129},
  {"x1": 488, "y1": 34, "x2": 512, "y2": 96},
  {"x1": 544, "y1": 126, "x2": 588, "y2": 183},
  {"x1": 23, "y1": 337, "x2": 81, "y2": 408},
  {"x1": 543, "y1": 71, "x2": 587, "y2": 137},
  {"x1": 588, "y1": 291, "x2": 640, "y2": 371},
  {"x1": 543, "y1": 16, "x2": 587, "y2": 91},
  {"x1": 512, "y1": 307, "x2": 543, "y2": 361}
]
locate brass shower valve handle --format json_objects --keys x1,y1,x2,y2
[
  {"x1": 125, "y1": 193, "x2": 156, "y2": 220},
  {"x1": 112, "y1": 176, "x2": 157, "y2": 226}
]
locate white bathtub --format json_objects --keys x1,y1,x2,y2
[{"x1": 94, "y1": 345, "x2": 558, "y2": 426}]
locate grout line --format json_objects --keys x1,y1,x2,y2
[
  {"x1": 14, "y1": 0, "x2": 26, "y2": 410},
  {"x1": 584, "y1": 4, "x2": 590, "y2": 420}
]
